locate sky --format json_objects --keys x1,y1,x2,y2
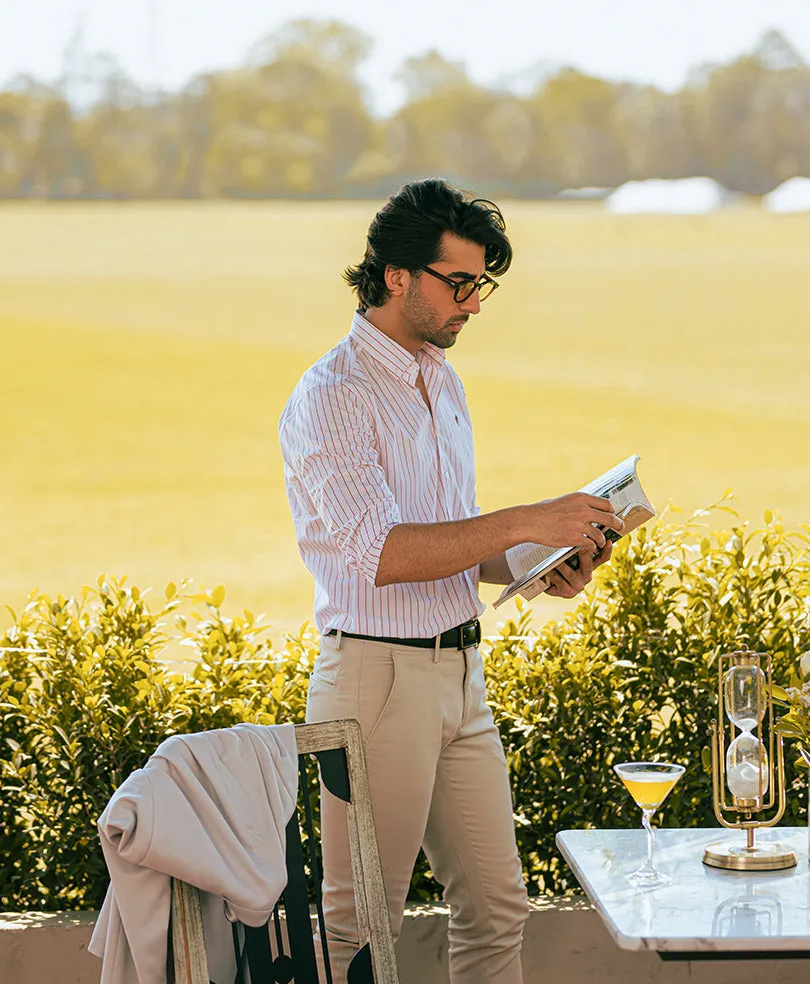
[{"x1": 2, "y1": 0, "x2": 810, "y2": 115}]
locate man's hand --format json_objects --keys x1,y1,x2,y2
[
  {"x1": 545, "y1": 540, "x2": 614, "y2": 598},
  {"x1": 521, "y1": 493, "x2": 624, "y2": 551}
]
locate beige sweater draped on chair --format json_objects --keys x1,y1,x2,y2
[{"x1": 89, "y1": 722, "x2": 298, "y2": 984}]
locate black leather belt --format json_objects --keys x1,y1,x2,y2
[{"x1": 326, "y1": 618, "x2": 481, "y2": 651}]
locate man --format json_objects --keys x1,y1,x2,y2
[{"x1": 278, "y1": 178, "x2": 623, "y2": 984}]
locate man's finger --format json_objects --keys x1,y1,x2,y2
[
  {"x1": 551, "y1": 561, "x2": 586, "y2": 593},
  {"x1": 588, "y1": 510, "x2": 624, "y2": 535},
  {"x1": 582, "y1": 494, "x2": 617, "y2": 512},
  {"x1": 577, "y1": 546, "x2": 595, "y2": 582},
  {"x1": 583, "y1": 525, "x2": 607, "y2": 550},
  {"x1": 593, "y1": 540, "x2": 613, "y2": 570},
  {"x1": 546, "y1": 570, "x2": 579, "y2": 598}
]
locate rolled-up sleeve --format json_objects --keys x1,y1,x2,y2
[{"x1": 280, "y1": 380, "x2": 401, "y2": 584}]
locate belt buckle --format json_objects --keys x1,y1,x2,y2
[{"x1": 458, "y1": 620, "x2": 481, "y2": 650}]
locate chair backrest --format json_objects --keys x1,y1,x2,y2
[{"x1": 169, "y1": 719, "x2": 399, "y2": 984}]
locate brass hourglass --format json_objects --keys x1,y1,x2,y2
[{"x1": 704, "y1": 646, "x2": 796, "y2": 871}]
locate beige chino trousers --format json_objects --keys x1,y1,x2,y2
[{"x1": 306, "y1": 632, "x2": 529, "y2": 984}]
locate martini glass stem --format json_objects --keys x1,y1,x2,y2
[{"x1": 642, "y1": 808, "x2": 656, "y2": 869}]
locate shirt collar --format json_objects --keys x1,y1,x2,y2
[
  {"x1": 419, "y1": 341, "x2": 447, "y2": 367},
  {"x1": 350, "y1": 311, "x2": 440, "y2": 387}
]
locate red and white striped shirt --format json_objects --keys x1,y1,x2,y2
[{"x1": 279, "y1": 311, "x2": 484, "y2": 637}]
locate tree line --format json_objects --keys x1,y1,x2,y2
[{"x1": 1, "y1": 19, "x2": 809, "y2": 200}]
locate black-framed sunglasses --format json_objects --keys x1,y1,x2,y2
[{"x1": 418, "y1": 265, "x2": 500, "y2": 303}]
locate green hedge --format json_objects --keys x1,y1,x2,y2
[{"x1": 2, "y1": 502, "x2": 810, "y2": 911}]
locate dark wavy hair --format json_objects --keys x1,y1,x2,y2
[{"x1": 344, "y1": 178, "x2": 512, "y2": 311}]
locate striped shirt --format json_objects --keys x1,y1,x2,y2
[{"x1": 278, "y1": 311, "x2": 484, "y2": 637}]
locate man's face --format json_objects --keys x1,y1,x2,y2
[{"x1": 402, "y1": 232, "x2": 486, "y2": 350}]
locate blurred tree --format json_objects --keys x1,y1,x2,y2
[
  {"x1": 1, "y1": 24, "x2": 809, "y2": 199},
  {"x1": 202, "y1": 19, "x2": 375, "y2": 196},
  {"x1": 688, "y1": 30, "x2": 810, "y2": 193},
  {"x1": 527, "y1": 69, "x2": 627, "y2": 190},
  {"x1": 1, "y1": 77, "x2": 82, "y2": 197},
  {"x1": 248, "y1": 17, "x2": 371, "y2": 73},
  {"x1": 0, "y1": 86, "x2": 37, "y2": 196},
  {"x1": 397, "y1": 49, "x2": 470, "y2": 102},
  {"x1": 82, "y1": 57, "x2": 162, "y2": 198},
  {"x1": 610, "y1": 86, "x2": 693, "y2": 181},
  {"x1": 373, "y1": 51, "x2": 527, "y2": 193}
]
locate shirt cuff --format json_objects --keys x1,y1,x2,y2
[{"x1": 341, "y1": 498, "x2": 401, "y2": 584}]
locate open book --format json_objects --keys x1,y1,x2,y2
[{"x1": 493, "y1": 454, "x2": 655, "y2": 608}]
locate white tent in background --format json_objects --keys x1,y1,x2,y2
[
  {"x1": 764, "y1": 177, "x2": 810, "y2": 213},
  {"x1": 606, "y1": 177, "x2": 729, "y2": 215}
]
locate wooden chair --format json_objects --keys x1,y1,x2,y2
[{"x1": 169, "y1": 719, "x2": 399, "y2": 984}]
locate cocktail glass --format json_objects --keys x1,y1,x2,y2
[{"x1": 613, "y1": 761, "x2": 685, "y2": 888}]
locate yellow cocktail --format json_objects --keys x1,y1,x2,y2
[
  {"x1": 613, "y1": 761, "x2": 685, "y2": 888},
  {"x1": 619, "y1": 773, "x2": 680, "y2": 811}
]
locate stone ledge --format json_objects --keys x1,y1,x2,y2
[
  {"x1": 0, "y1": 911, "x2": 98, "y2": 932},
  {"x1": 2, "y1": 900, "x2": 809, "y2": 984}
]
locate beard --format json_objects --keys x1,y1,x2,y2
[{"x1": 403, "y1": 281, "x2": 467, "y2": 349}]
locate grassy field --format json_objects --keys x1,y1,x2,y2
[{"x1": 1, "y1": 200, "x2": 809, "y2": 640}]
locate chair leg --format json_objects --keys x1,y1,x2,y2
[{"x1": 170, "y1": 880, "x2": 210, "y2": 984}]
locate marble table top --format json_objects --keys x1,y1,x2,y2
[{"x1": 556, "y1": 827, "x2": 810, "y2": 953}]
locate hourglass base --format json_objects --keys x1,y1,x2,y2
[{"x1": 703, "y1": 839, "x2": 797, "y2": 871}]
